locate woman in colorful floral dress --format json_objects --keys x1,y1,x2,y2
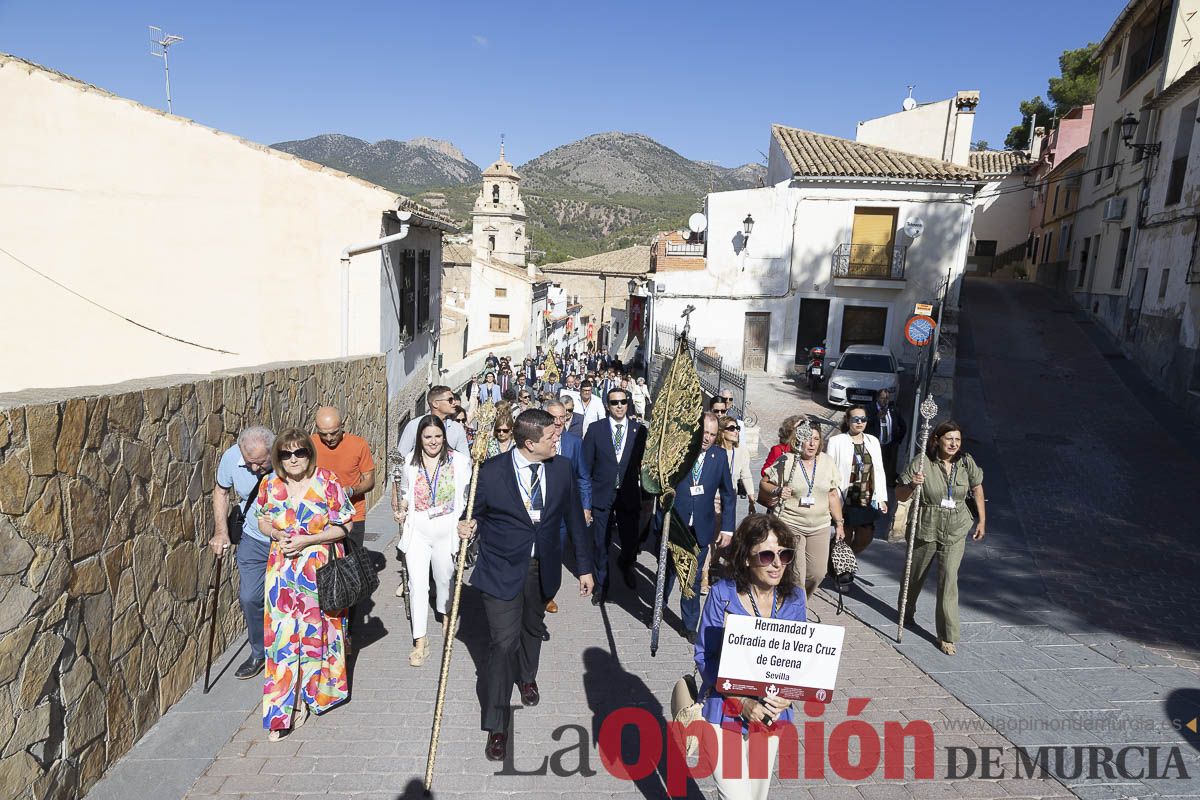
[{"x1": 255, "y1": 427, "x2": 353, "y2": 740}]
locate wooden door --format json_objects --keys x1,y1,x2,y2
[
  {"x1": 743, "y1": 312, "x2": 770, "y2": 371},
  {"x1": 850, "y1": 207, "x2": 898, "y2": 276}
]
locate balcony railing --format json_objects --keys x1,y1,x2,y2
[
  {"x1": 832, "y1": 243, "x2": 907, "y2": 280},
  {"x1": 665, "y1": 242, "x2": 706, "y2": 257}
]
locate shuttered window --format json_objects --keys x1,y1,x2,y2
[{"x1": 849, "y1": 208, "x2": 898, "y2": 276}]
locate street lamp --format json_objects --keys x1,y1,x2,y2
[
  {"x1": 627, "y1": 278, "x2": 638, "y2": 295},
  {"x1": 1120, "y1": 112, "x2": 1160, "y2": 157},
  {"x1": 742, "y1": 213, "x2": 755, "y2": 239}
]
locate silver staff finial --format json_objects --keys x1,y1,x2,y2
[{"x1": 919, "y1": 395, "x2": 939, "y2": 422}]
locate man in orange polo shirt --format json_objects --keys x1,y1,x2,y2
[{"x1": 311, "y1": 406, "x2": 376, "y2": 547}]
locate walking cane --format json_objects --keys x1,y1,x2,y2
[
  {"x1": 424, "y1": 402, "x2": 497, "y2": 793},
  {"x1": 202, "y1": 550, "x2": 225, "y2": 694},
  {"x1": 896, "y1": 395, "x2": 939, "y2": 643}
]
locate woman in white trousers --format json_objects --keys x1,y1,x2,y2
[
  {"x1": 825, "y1": 405, "x2": 888, "y2": 554},
  {"x1": 392, "y1": 415, "x2": 472, "y2": 666}
]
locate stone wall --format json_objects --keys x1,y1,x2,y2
[{"x1": 0, "y1": 356, "x2": 387, "y2": 799}]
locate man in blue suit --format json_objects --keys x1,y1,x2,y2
[
  {"x1": 561, "y1": 395, "x2": 585, "y2": 438},
  {"x1": 581, "y1": 387, "x2": 647, "y2": 604},
  {"x1": 543, "y1": 400, "x2": 590, "y2": 620},
  {"x1": 661, "y1": 411, "x2": 735, "y2": 643},
  {"x1": 458, "y1": 409, "x2": 594, "y2": 762}
]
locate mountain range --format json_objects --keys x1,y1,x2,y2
[{"x1": 270, "y1": 132, "x2": 766, "y2": 261}]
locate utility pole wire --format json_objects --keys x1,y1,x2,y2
[{"x1": 0, "y1": 245, "x2": 238, "y2": 355}]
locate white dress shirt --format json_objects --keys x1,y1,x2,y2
[{"x1": 580, "y1": 396, "x2": 606, "y2": 435}]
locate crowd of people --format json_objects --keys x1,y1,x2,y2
[{"x1": 206, "y1": 343, "x2": 987, "y2": 799}]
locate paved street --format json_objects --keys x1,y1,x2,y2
[
  {"x1": 83, "y1": 285, "x2": 1200, "y2": 799},
  {"x1": 837, "y1": 277, "x2": 1200, "y2": 800}
]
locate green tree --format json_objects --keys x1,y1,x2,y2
[
  {"x1": 971, "y1": 139, "x2": 990, "y2": 151},
  {"x1": 1005, "y1": 43, "x2": 1099, "y2": 151},
  {"x1": 1048, "y1": 44, "x2": 1100, "y2": 112}
]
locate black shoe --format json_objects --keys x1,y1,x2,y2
[
  {"x1": 620, "y1": 562, "x2": 636, "y2": 590},
  {"x1": 518, "y1": 681, "x2": 540, "y2": 706},
  {"x1": 541, "y1": 629, "x2": 551, "y2": 642},
  {"x1": 234, "y1": 656, "x2": 265, "y2": 680},
  {"x1": 591, "y1": 589, "x2": 606, "y2": 606},
  {"x1": 485, "y1": 732, "x2": 508, "y2": 761}
]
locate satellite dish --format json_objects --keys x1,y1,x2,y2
[
  {"x1": 902, "y1": 97, "x2": 918, "y2": 111},
  {"x1": 688, "y1": 213, "x2": 708, "y2": 234},
  {"x1": 904, "y1": 218, "x2": 925, "y2": 239}
]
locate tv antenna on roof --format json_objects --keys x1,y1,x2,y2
[
  {"x1": 902, "y1": 85, "x2": 917, "y2": 112},
  {"x1": 148, "y1": 26, "x2": 184, "y2": 113}
]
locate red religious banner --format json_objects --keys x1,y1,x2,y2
[
  {"x1": 587, "y1": 322, "x2": 596, "y2": 340},
  {"x1": 628, "y1": 296, "x2": 646, "y2": 340}
]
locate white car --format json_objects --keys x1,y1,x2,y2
[{"x1": 826, "y1": 345, "x2": 901, "y2": 407}]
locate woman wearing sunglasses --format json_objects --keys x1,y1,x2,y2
[
  {"x1": 392, "y1": 415, "x2": 473, "y2": 665},
  {"x1": 825, "y1": 406, "x2": 888, "y2": 555},
  {"x1": 486, "y1": 407, "x2": 517, "y2": 458},
  {"x1": 758, "y1": 421, "x2": 843, "y2": 601},
  {"x1": 694, "y1": 514, "x2": 805, "y2": 799},
  {"x1": 255, "y1": 427, "x2": 353, "y2": 740}
]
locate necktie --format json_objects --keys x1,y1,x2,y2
[
  {"x1": 612, "y1": 423, "x2": 624, "y2": 455},
  {"x1": 529, "y1": 464, "x2": 543, "y2": 510}
]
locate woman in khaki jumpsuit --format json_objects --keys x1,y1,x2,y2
[{"x1": 896, "y1": 421, "x2": 987, "y2": 655}]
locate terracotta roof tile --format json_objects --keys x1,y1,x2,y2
[
  {"x1": 772, "y1": 124, "x2": 982, "y2": 182},
  {"x1": 968, "y1": 150, "x2": 1032, "y2": 178},
  {"x1": 540, "y1": 245, "x2": 651, "y2": 276}
]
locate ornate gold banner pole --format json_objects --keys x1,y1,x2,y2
[
  {"x1": 896, "y1": 395, "x2": 938, "y2": 643},
  {"x1": 424, "y1": 402, "x2": 497, "y2": 792}
]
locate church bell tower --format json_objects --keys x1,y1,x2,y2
[{"x1": 472, "y1": 137, "x2": 528, "y2": 266}]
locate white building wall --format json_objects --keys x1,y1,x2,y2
[
  {"x1": 464, "y1": 262, "x2": 533, "y2": 353},
  {"x1": 0, "y1": 56, "x2": 407, "y2": 394},
  {"x1": 972, "y1": 175, "x2": 1033, "y2": 253},
  {"x1": 855, "y1": 94, "x2": 976, "y2": 166},
  {"x1": 653, "y1": 182, "x2": 974, "y2": 377}
]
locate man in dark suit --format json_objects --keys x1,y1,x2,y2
[
  {"x1": 498, "y1": 368, "x2": 514, "y2": 396},
  {"x1": 661, "y1": 412, "x2": 734, "y2": 643},
  {"x1": 580, "y1": 387, "x2": 647, "y2": 603},
  {"x1": 543, "y1": 400, "x2": 590, "y2": 619},
  {"x1": 458, "y1": 409, "x2": 594, "y2": 761},
  {"x1": 867, "y1": 388, "x2": 907, "y2": 490},
  {"x1": 561, "y1": 396, "x2": 585, "y2": 439}
]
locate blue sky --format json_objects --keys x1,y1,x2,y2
[{"x1": 1, "y1": 0, "x2": 1127, "y2": 169}]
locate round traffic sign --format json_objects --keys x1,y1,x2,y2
[{"x1": 905, "y1": 315, "x2": 936, "y2": 347}]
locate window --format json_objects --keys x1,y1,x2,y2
[
  {"x1": 974, "y1": 240, "x2": 997, "y2": 257},
  {"x1": 489, "y1": 314, "x2": 510, "y2": 333},
  {"x1": 1030, "y1": 234, "x2": 1040, "y2": 260},
  {"x1": 488, "y1": 235, "x2": 496, "y2": 252},
  {"x1": 495, "y1": 287, "x2": 507, "y2": 298},
  {"x1": 848, "y1": 207, "x2": 899, "y2": 276},
  {"x1": 400, "y1": 249, "x2": 416, "y2": 340},
  {"x1": 1166, "y1": 100, "x2": 1197, "y2": 205},
  {"x1": 1105, "y1": 121, "x2": 1120, "y2": 180},
  {"x1": 1113, "y1": 227, "x2": 1131, "y2": 289},
  {"x1": 1096, "y1": 130, "x2": 1109, "y2": 185},
  {"x1": 418, "y1": 250, "x2": 431, "y2": 330},
  {"x1": 1123, "y1": 1, "x2": 1172, "y2": 93},
  {"x1": 1060, "y1": 222, "x2": 1072, "y2": 260},
  {"x1": 1077, "y1": 236, "x2": 1090, "y2": 288},
  {"x1": 1110, "y1": 40, "x2": 1123, "y2": 73},
  {"x1": 1052, "y1": 186, "x2": 1060, "y2": 215},
  {"x1": 1042, "y1": 232, "x2": 1054, "y2": 264},
  {"x1": 1159, "y1": 268, "x2": 1170, "y2": 300},
  {"x1": 492, "y1": 184, "x2": 500, "y2": 203}
]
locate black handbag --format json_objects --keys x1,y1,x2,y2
[
  {"x1": 226, "y1": 473, "x2": 266, "y2": 545},
  {"x1": 316, "y1": 533, "x2": 380, "y2": 612}
]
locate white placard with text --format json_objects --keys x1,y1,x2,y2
[{"x1": 715, "y1": 615, "x2": 845, "y2": 703}]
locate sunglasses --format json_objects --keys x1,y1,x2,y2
[
  {"x1": 849, "y1": 415, "x2": 868, "y2": 423},
  {"x1": 495, "y1": 428, "x2": 511, "y2": 433},
  {"x1": 608, "y1": 399, "x2": 629, "y2": 406},
  {"x1": 278, "y1": 447, "x2": 310, "y2": 460},
  {"x1": 722, "y1": 425, "x2": 738, "y2": 432},
  {"x1": 754, "y1": 548, "x2": 795, "y2": 567}
]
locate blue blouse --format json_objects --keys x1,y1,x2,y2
[{"x1": 693, "y1": 578, "x2": 807, "y2": 732}]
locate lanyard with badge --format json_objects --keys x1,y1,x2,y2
[
  {"x1": 940, "y1": 461, "x2": 959, "y2": 509},
  {"x1": 421, "y1": 460, "x2": 453, "y2": 518},
  {"x1": 796, "y1": 455, "x2": 817, "y2": 506},
  {"x1": 513, "y1": 453, "x2": 542, "y2": 523}
]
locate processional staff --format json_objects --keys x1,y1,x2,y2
[{"x1": 896, "y1": 394, "x2": 938, "y2": 643}]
